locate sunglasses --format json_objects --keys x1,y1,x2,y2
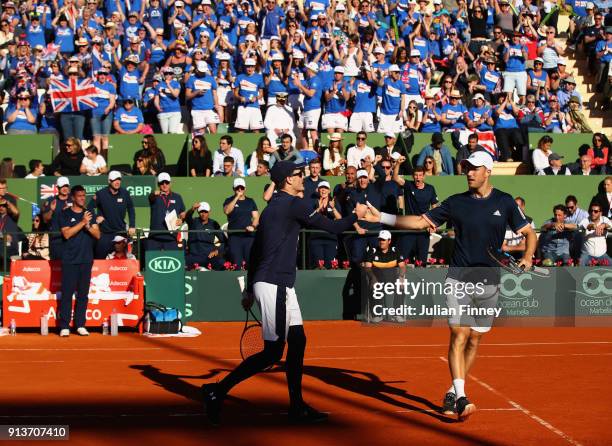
[
  {"x1": 234, "y1": 186, "x2": 246, "y2": 190},
  {"x1": 589, "y1": 209, "x2": 601, "y2": 213},
  {"x1": 425, "y1": 161, "x2": 434, "y2": 164},
  {"x1": 527, "y1": 100, "x2": 535, "y2": 103},
  {"x1": 382, "y1": 165, "x2": 392, "y2": 169},
  {"x1": 357, "y1": 137, "x2": 366, "y2": 140},
  {"x1": 292, "y1": 170, "x2": 304, "y2": 177},
  {"x1": 125, "y1": 100, "x2": 134, "y2": 104},
  {"x1": 444, "y1": 80, "x2": 452, "y2": 83},
  {"x1": 549, "y1": 99, "x2": 558, "y2": 102},
  {"x1": 137, "y1": 158, "x2": 144, "y2": 162},
  {"x1": 159, "y1": 180, "x2": 170, "y2": 185}
]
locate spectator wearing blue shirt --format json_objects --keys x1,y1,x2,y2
[
  {"x1": 479, "y1": 58, "x2": 502, "y2": 100},
  {"x1": 154, "y1": 67, "x2": 183, "y2": 133},
  {"x1": 52, "y1": 15, "x2": 75, "y2": 55},
  {"x1": 595, "y1": 28, "x2": 612, "y2": 92},
  {"x1": 223, "y1": 178, "x2": 260, "y2": 269},
  {"x1": 322, "y1": 66, "x2": 351, "y2": 133},
  {"x1": 234, "y1": 58, "x2": 265, "y2": 132},
  {"x1": 466, "y1": 94, "x2": 495, "y2": 131},
  {"x1": 293, "y1": 62, "x2": 322, "y2": 150},
  {"x1": 417, "y1": 133, "x2": 455, "y2": 176},
  {"x1": 24, "y1": 13, "x2": 46, "y2": 48},
  {"x1": 186, "y1": 61, "x2": 221, "y2": 133},
  {"x1": 91, "y1": 68, "x2": 116, "y2": 159},
  {"x1": 115, "y1": 55, "x2": 146, "y2": 101},
  {"x1": 420, "y1": 92, "x2": 443, "y2": 133},
  {"x1": 556, "y1": 77, "x2": 582, "y2": 112},
  {"x1": 259, "y1": 0, "x2": 285, "y2": 38},
  {"x1": 348, "y1": 66, "x2": 378, "y2": 133},
  {"x1": 440, "y1": 90, "x2": 468, "y2": 130},
  {"x1": 5, "y1": 91, "x2": 37, "y2": 135},
  {"x1": 113, "y1": 96, "x2": 144, "y2": 134},
  {"x1": 377, "y1": 64, "x2": 407, "y2": 134},
  {"x1": 494, "y1": 93, "x2": 525, "y2": 161},
  {"x1": 502, "y1": 32, "x2": 528, "y2": 100},
  {"x1": 58, "y1": 185, "x2": 101, "y2": 337}
]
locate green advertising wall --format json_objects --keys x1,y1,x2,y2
[
  {"x1": 5, "y1": 174, "x2": 609, "y2": 229},
  {"x1": 0, "y1": 134, "x2": 55, "y2": 166}
]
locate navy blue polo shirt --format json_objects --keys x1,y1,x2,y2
[
  {"x1": 378, "y1": 179, "x2": 403, "y2": 215},
  {"x1": 404, "y1": 182, "x2": 438, "y2": 216},
  {"x1": 89, "y1": 186, "x2": 135, "y2": 233},
  {"x1": 303, "y1": 176, "x2": 322, "y2": 201},
  {"x1": 247, "y1": 191, "x2": 358, "y2": 290},
  {"x1": 59, "y1": 208, "x2": 96, "y2": 264},
  {"x1": 45, "y1": 196, "x2": 73, "y2": 241},
  {"x1": 223, "y1": 196, "x2": 258, "y2": 233},
  {"x1": 424, "y1": 188, "x2": 528, "y2": 269},
  {"x1": 187, "y1": 217, "x2": 224, "y2": 256},
  {"x1": 349, "y1": 184, "x2": 383, "y2": 232},
  {"x1": 149, "y1": 192, "x2": 185, "y2": 241}
]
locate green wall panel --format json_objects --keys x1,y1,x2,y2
[
  {"x1": 107, "y1": 134, "x2": 188, "y2": 167},
  {"x1": 0, "y1": 135, "x2": 54, "y2": 166}
]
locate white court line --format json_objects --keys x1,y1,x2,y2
[
  {"x1": 0, "y1": 407, "x2": 521, "y2": 420},
  {"x1": 1, "y1": 341, "x2": 611, "y2": 352},
  {"x1": 439, "y1": 357, "x2": 584, "y2": 446}
]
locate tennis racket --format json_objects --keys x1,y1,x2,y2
[
  {"x1": 487, "y1": 247, "x2": 550, "y2": 278},
  {"x1": 236, "y1": 276, "x2": 267, "y2": 362}
]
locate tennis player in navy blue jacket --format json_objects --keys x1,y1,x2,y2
[
  {"x1": 363, "y1": 151, "x2": 537, "y2": 421},
  {"x1": 202, "y1": 161, "x2": 368, "y2": 425}
]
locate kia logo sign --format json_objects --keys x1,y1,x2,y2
[{"x1": 148, "y1": 256, "x2": 181, "y2": 273}]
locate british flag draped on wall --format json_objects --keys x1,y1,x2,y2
[{"x1": 48, "y1": 77, "x2": 98, "y2": 112}]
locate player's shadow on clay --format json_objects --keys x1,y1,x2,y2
[{"x1": 302, "y1": 365, "x2": 454, "y2": 423}]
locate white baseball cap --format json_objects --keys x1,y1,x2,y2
[
  {"x1": 356, "y1": 169, "x2": 368, "y2": 179},
  {"x1": 271, "y1": 53, "x2": 284, "y2": 61},
  {"x1": 196, "y1": 60, "x2": 210, "y2": 72},
  {"x1": 306, "y1": 62, "x2": 319, "y2": 73},
  {"x1": 233, "y1": 178, "x2": 246, "y2": 188},
  {"x1": 158, "y1": 172, "x2": 171, "y2": 183},
  {"x1": 373, "y1": 46, "x2": 385, "y2": 54},
  {"x1": 108, "y1": 170, "x2": 122, "y2": 181},
  {"x1": 197, "y1": 201, "x2": 211, "y2": 212},
  {"x1": 384, "y1": 131, "x2": 396, "y2": 138},
  {"x1": 336, "y1": 3, "x2": 346, "y2": 10},
  {"x1": 217, "y1": 52, "x2": 231, "y2": 61},
  {"x1": 388, "y1": 64, "x2": 401, "y2": 72},
  {"x1": 245, "y1": 34, "x2": 257, "y2": 42},
  {"x1": 244, "y1": 58, "x2": 257, "y2": 66},
  {"x1": 472, "y1": 93, "x2": 485, "y2": 101},
  {"x1": 460, "y1": 151, "x2": 494, "y2": 171},
  {"x1": 410, "y1": 49, "x2": 421, "y2": 57},
  {"x1": 112, "y1": 235, "x2": 128, "y2": 243},
  {"x1": 317, "y1": 181, "x2": 331, "y2": 189},
  {"x1": 557, "y1": 57, "x2": 566, "y2": 65},
  {"x1": 292, "y1": 49, "x2": 305, "y2": 59},
  {"x1": 334, "y1": 65, "x2": 345, "y2": 74},
  {"x1": 57, "y1": 176, "x2": 70, "y2": 188},
  {"x1": 378, "y1": 230, "x2": 392, "y2": 240}
]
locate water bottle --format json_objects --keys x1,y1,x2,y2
[
  {"x1": 40, "y1": 313, "x2": 48, "y2": 336},
  {"x1": 110, "y1": 309, "x2": 118, "y2": 336},
  {"x1": 9, "y1": 318, "x2": 16, "y2": 336},
  {"x1": 102, "y1": 318, "x2": 109, "y2": 336}
]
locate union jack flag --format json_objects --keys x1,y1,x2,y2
[
  {"x1": 39, "y1": 184, "x2": 58, "y2": 200},
  {"x1": 48, "y1": 77, "x2": 98, "y2": 113}
]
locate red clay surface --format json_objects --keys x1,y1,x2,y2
[{"x1": 1, "y1": 322, "x2": 611, "y2": 446}]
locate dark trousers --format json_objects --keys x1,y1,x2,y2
[
  {"x1": 95, "y1": 232, "x2": 116, "y2": 259},
  {"x1": 348, "y1": 235, "x2": 378, "y2": 265},
  {"x1": 400, "y1": 233, "x2": 429, "y2": 264},
  {"x1": 309, "y1": 238, "x2": 338, "y2": 269},
  {"x1": 495, "y1": 128, "x2": 525, "y2": 161},
  {"x1": 59, "y1": 262, "x2": 93, "y2": 330},
  {"x1": 228, "y1": 235, "x2": 254, "y2": 269},
  {"x1": 147, "y1": 238, "x2": 179, "y2": 251},
  {"x1": 50, "y1": 238, "x2": 64, "y2": 261},
  {"x1": 186, "y1": 251, "x2": 225, "y2": 270}
]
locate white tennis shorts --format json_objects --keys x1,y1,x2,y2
[
  {"x1": 235, "y1": 106, "x2": 264, "y2": 130},
  {"x1": 348, "y1": 112, "x2": 375, "y2": 133},
  {"x1": 254, "y1": 281, "x2": 303, "y2": 342},
  {"x1": 321, "y1": 112, "x2": 348, "y2": 130},
  {"x1": 299, "y1": 108, "x2": 321, "y2": 130},
  {"x1": 377, "y1": 113, "x2": 404, "y2": 133},
  {"x1": 191, "y1": 109, "x2": 220, "y2": 129},
  {"x1": 444, "y1": 278, "x2": 499, "y2": 333}
]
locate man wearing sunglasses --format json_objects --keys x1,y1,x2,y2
[
  {"x1": 578, "y1": 204, "x2": 612, "y2": 266},
  {"x1": 147, "y1": 173, "x2": 186, "y2": 251},
  {"x1": 202, "y1": 161, "x2": 369, "y2": 425}
]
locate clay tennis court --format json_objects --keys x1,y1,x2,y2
[{"x1": 1, "y1": 322, "x2": 610, "y2": 446}]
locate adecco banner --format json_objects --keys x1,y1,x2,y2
[
  {"x1": 144, "y1": 250, "x2": 185, "y2": 318},
  {"x1": 2, "y1": 259, "x2": 143, "y2": 327},
  {"x1": 37, "y1": 176, "x2": 155, "y2": 207}
]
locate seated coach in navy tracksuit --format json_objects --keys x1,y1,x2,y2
[
  {"x1": 147, "y1": 172, "x2": 186, "y2": 251},
  {"x1": 88, "y1": 170, "x2": 136, "y2": 259},
  {"x1": 184, "y1": 201, "x2": 227, "y2": 270}
]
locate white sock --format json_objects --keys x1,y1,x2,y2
[
  {"x1": 453, "y1": 379, "x2": 466, "y2": 398},
  {"x1": 447, "y1": 386, "x2": 455, "y2": 395}
]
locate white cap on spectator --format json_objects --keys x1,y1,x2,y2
[
  {"x1": 334, "y1": 66, "x2": 345, "y2": 74},
  {"x1": 306, "y1": 62, "x2": 319, "y2": 73},
  {"x1": 155, "y1": 27, "x2": 164, "y2": 34},
  {"x1": 108, "y1": 170, "x2": 122, "y2": 181},
  {"x1": 175, "y1": 0, "x2": 184, "y2": 5},
  {"x1": 270, "y1": 35, "x2": 280, "y2": 41},
  {"x1": 557, "y1": 57, "x2": 566, "y2": 65},
  {"x1": 113, "y1": 235, "x2": 128, "y2": 243},
  {"x1": 336, "y1": 3, "x2": 346, "y2": 10},
  {"x1": 534, "y1": 57, "x2": 544, "y2": 64},
  {"x1": 356, "y1": 169, "x2": 368, "y2": 179},
  {"x1": 460, "y1": 151, "x2": 494, "y2": 171},
  {"x1": 317, "y1": 181, "x2": 331, "y2": 190},
  {"x1": 378, "y1": 230, "x2": 392, "y2": 240},
  {"x1": 373, "y1": 46, "x2": 385, "y2": 54},
  {"x1": 197, "y1": 201, "x2": 211, "y2": 212},
  {"x1": 388, "y1": 64, "x2": 401, "y2": 72},
  {"x1": 233, "y1": 178, "x2": 246, "y2": 189},
  {"x1": 158, "y1": 172, "x2": 171, "y2": 183},
  {"x1": 244, "y1": 58, "x2": 257, "y2": 66},
  {"x1": 586, "y1": 1, "x2": 594, "y2": 8},
  {"x1": 410, "y1": 49, "x2": 421, "y2": 57},
  {"x1": 130, "y1": 36, "x2": 140, "y2": 44},
  {"x1": 245, "y1": 34, "x2": 257, "y2": 42},
  {"x1": 57, "y1": 177, "x2": 70, "y2": 188},
  {"x1": 384, "y1": 131, "x2": 396, "y2": 138},
  {"x1": 433, "y1": 0, "x2": 442, "y2": 4},
  {"x1": 201, "y1": 0, "x2": 212, "y2": 4},
  {"x1": 272, "y1": 53, "x2": 284, "y2": 61},
  {"x1": 391, "y1": 152, "x2": 401, "y2": 161},
  {"x1": 472, "y1": 93, "x2": 485, "y2": 101},
  {"x1": 217, "y1": 52, "x2": 231, "y2": 60},
  {"x1": 196, "y1": 60, "x2": 210, "y2": 72},
  {"x1": 293, "y1": 49, "x2": 305, "y2": 59}
]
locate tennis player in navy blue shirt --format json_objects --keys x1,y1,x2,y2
[
  {"x1": 364, "y1": 151, "x2": 537, "y2": 421},
  {"x1": 42, "y1": 176, "x2": 73, "y2": 261},
  {"x1": 202, "y1": 161, "x2": 369, "y2": 425},
  {"x1": 147, "y1": 172, "x2": 186, "y2": 250},
  {"x1": 88, "y1": 170, "x2": 136, "y2": 259},
  {"x1": 58, "y1": 185, "x2": 101, "y2": 337}
]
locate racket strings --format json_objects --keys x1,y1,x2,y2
[{"x1": 241, "y1": 325, "x2": 264, "y2": 359}]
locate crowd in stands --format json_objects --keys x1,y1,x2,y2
[{"x1": 0, "y1": 0, "x2": 610, "y2": 165}]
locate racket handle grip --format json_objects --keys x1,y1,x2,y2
[{"x1": 237, "y1": 275, "x2": 246, "y2": 292}]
